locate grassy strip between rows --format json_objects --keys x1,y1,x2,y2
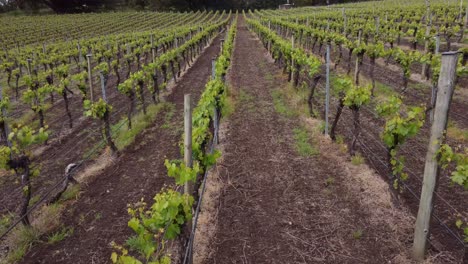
[
  {"x1": 110, "y1": 14, "x2": 237, "y2": 264},
  {"x1": 0, "y1": 98, "x2": 173, "y2": 263}
]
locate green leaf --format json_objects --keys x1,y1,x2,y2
[
  {"x1": 128, "y1": 218, "x2": 140, "y2": 232},
  {"x1": 111, "y1": 252, "x2": 118, "y2": 263}
]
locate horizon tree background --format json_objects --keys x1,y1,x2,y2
[{"x1": 0, "y1": 0, "x2": 366, "y2": 13}]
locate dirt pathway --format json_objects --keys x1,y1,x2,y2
[
  {"x1": 201, "y1": 18, "x2": 438, "y2": 264},
  {"x1": 20, "y1": 34, "x2": 223, "y2": 264}
]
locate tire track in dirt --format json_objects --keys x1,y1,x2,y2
[
  {"x1": 204, "y1": 17, "x2": 419, "y2": 264},
  {"x1": 19, "y1": 34, "x2": 223, "y2": 264}
]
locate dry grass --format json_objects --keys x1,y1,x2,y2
[
  {"x1": 302, "y1": 116, "x2": 420, "y2": 262},
  {"x1": 0, "y1": 204, "x2": 64, "y2": 264},
  {"x1": 277, "y1": 76, "x2": 456, "y2": 263},
  {"x1": 447, "y1": 120, "x2": 468, "y2": 143},
  {"x1": 192, "y1": 109, "x2": 228, "y2": 264},
  {"x1": 75, "y1": 148, "x2": 116, "y2": 184},
  {"x1": 0, "y1": 147, "x2": 116, "y2": 263},
  {"x1": 192, "y1": 52, "x2": 234, "y2": 263},
  {"x1": 454, "y1": 84, "x2": 468, "y2": 101}
]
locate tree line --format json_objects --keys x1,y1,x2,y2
[{"x1": 0, "y1": 0, "x2": 364, "y2": 13}]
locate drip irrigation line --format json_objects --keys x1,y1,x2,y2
[
  {"x1": 321, "y1": 102, "x2": 466, "y2": 218},
  {"x1": 2, "y1": 27, "x2": 200, "y2": 122},
  {"x1": 357, "y1": 137, "x2": 466, "y2": 247},
  {"x1": 276, "y1": 41, "x2": 467, "y2": 122},
  {"x1": 0, "y1": 172, "x2": 69, "y2": 241},
  {"x1": 266, "y1": 33, "x2": 468, "y2": 243},
  {"x1": 0, "y1": 23, "x2": 225, "y2": 242},
  {"x1": 24, "y1": 94, "x2": 136, "y2": 165},
  {"x1": 183, "y1": 107, "x2": 220, "y2": 264},
  {"x1": 274, "y1": 42, "x2": 468, "y2": 248},
  {"x1": 312, "y1": 73, "x2": 462, "y2": 156},
  {"x1": 27, "y1": 103, "x2": 130, "y2": 168},
  {"x1": 0, "y1": 104, "x2": 131, "y2": 241},
  {"x1": 182, "y1": 28, "x2": 227, "y2": 263}
]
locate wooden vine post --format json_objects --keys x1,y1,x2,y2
[
  {"x1": 212, "y1": 57, "x2": 220, "y2": 145},
  {"x1": 0, "y1": 84, "x2": 11, "y2": 147},
  {"x1": 290, "y1": 35, "x2": 295, "y2": 83},
  {"x1": 429, "y1": 34, "x2": 441, "y2": 123},
  {"x1": 374, "y1": 16, "x2": 380, "y2": 37},
  {"x1": 211, "y1": 58, "x2": 216, "y2": 80},
  {"x1": 343, "y1": 8, "x2": 347, "y2": 35},
  {"x1": 184, "y1": 93, "x2": 193, "y2": 206},
  {"x1": 325, "y1": 41, "x2": 331, "y2": 136},
  {"x1": 460, "y1": 5, "x2": 468, "y2": 42},
  {"x1": 86, "y1": 54, "x2": 94, "y2": 102},
  {"x1": 268, "y1": 20, "x2": 272, "y2": 53},
  {"x1": 354, "y1": 29, "x2": 362, "y2": 86},
  {"x1": 459, "y1": 0, "x2": 464, "y2": 22},
  {"x1": 78, "y1": 42, "x2": 82, "y2": 64},
  {"x1": 151, "y1": 33, "x2": 155, "y2": 64},
  {"x1": 26, "y1": 58, "x2": 32, "y2": 76},
  {"x1": 77, "y1": 42, "x2": 83, "y2": 71},
  {"x1": 412, "y1": 51, "x2": 459, "y2": 261},
  {"x1": 422, "y1": 0, "x2": 431, "y2": 77},
  {"x1": 466, "y1": 5, "x2": 468, "y2": 28},
  {"x1": 99, "y1": 71, "x2": 107, "y2": 102}
]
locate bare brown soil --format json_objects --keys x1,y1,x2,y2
[
  {"x1": 301, "y1": 34, "x2": 467, "y2": 262},
  {"x1": 309, "y1": 88, "x2": 467, "y2": 262},
  {"x1": 0, "y1": 39, "x2": 194, "y2": 223},
  {"x1": 202, "y1": 17, "x2": 427, "y2": 264},
  {"x1": 17, "y1": 34, "x2": 223, "y2": 264}
]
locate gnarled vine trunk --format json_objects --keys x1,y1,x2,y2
[
  {"x1": 103, "y1": 109, "x2": 118, "y2": 154},
  {"x1": 62, "y1": 89, "x2": 73, "y2": 128},
  {"x1": 127, "y1": 92, "x2": 135, "y2": 130},
  {"x1": 307, "y1": 75, "x2": 321, "y2": 117},
  {"x1": 330, "y1": 95, "x2": 345, "y2": 141},
  {"x1": 9, "y1": 156, "x2": 32, "y2": 226},
  {"x1": 350, "y1": 107, "x2": 361, "y2": 156}
]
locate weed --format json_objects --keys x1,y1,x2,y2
[
  {"x1": 352, "y1": 229, "x2": 363, "y2": 240},
  {"x1": 29, "y1": 195, "x2": 40, "y2": 206},
  {"x1": 5, "y1": 244, "x2": 28, "y2": 263},
  {"x1": 335, "y1": 135, "x2": 345, "y2": 145},
  {"x1": 239, "y1": 89, "x2": 254, "y2": 103},
  {"x1": 293, "y1": 127, "x2": 319, "y2": 157},
  {"x1": 113, "y1": 103, "x2": 170, "y2": 150},
  {"x1": 265, "y1": 72, "x2": 274, "y2": 81},
  {"x1": 60, "y1": 184, "x2": 81, "y2": 202},
  {"x1": 374, "y1": 82, "x2": 397, "y2": 99},
  {"x1": 351, "y1": 153, "x2": 365, "y2": 165},
  {"x1": 220, "y1": 85, "x2": 236, "y2": 118},
  {"x1": 325, "y1": 177, "x2": 335, "y2": 186},
  {"x1": 4, "y1": 226, "x2": 40, "y2": 263},
  {"x1": 82, "y1": 142, "x2": 105, "y2": 160},
  {"x1": 238, "y1": 89, "x2": 256, "y2": 113},
  {"x1": 95, "y1": 212, "x2": 102, "y2": 221},
  {"x1": 312, "y1": 109, "x2": 320, "y2": 118},
  {"x1": 322, "y1": 188, "x2": 332, "y2": 196},
  {"x1": 78, "y1": 214, "x2": 86, "y2": 225},
  {"x1": 0, "y1": 213, "x2": 13, "y2": 235},
  {"x1": 447, "y1": 120, "x2": 468, "y2": 143},
  {"x1": 409, "y1": 82, "x2": 428, "y2": 91},
  {"x1": 316, "y1": 121, "x2": 326, "y2": 134},
  {"x1": 272, "y1": 89, "x2": 296, "y2": 117},
  {"x1": 47, "y1": 227, "x2": 74, "y2": 244},
  {"x1": 162, "y1": 103, "x2": 175, "y2": 128}
]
